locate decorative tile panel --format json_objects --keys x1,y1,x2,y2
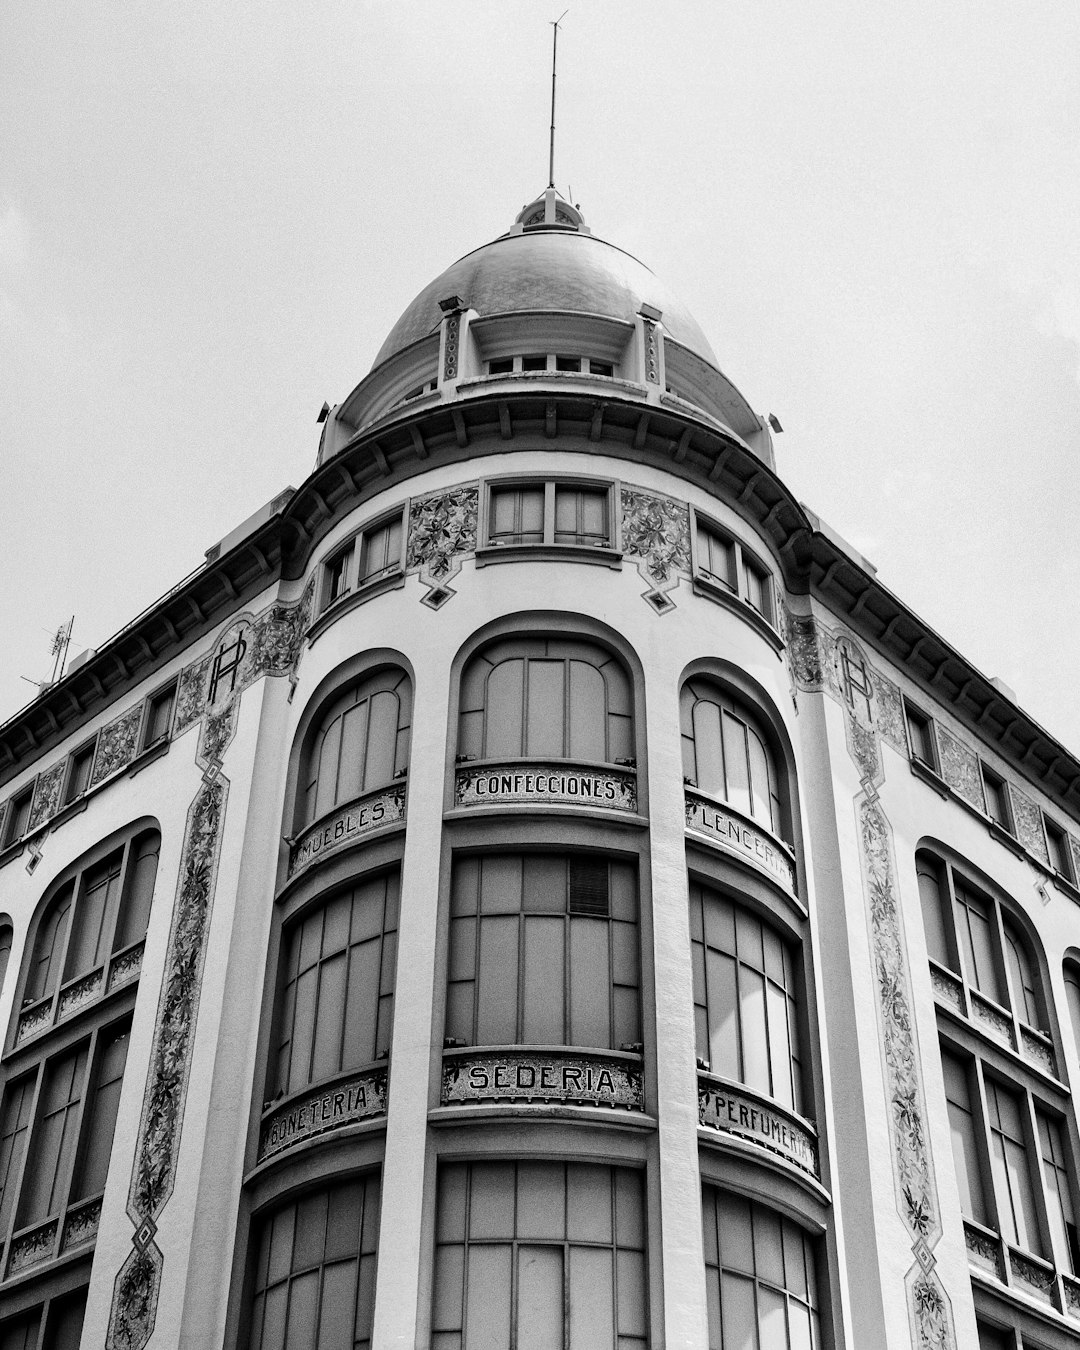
[
  {"x1": 61, "y1": 1197, "x2": 102, "y2": 1252},
  {"x1": 871, "y1": 670, "x2": 907, "y2": 754},
  {"x1": 15, "y1": 998, "x2": 52, "y2": 1045},
  {"x1": 1010, "y1": 785, "x2": 1050, "y2": 865},
  {"x1": 8, "y1": 1219, "x2": 57, "y2": 1274},
  {"x1": 27, "y1": 761, "x2": 64, "y2": 834},
  {"x1": 90, "y1": 707, "x2": 143, "y2": 789},
  {"x1": 963, "y1": 1222, "x2": 1003, "y2": 1277},
  {"x1": 108, "y1": 942, "x2": 145, "y2": 993},
  {"x1": 58, "y1": 969, "x2": 103, "y2": 1021},
  {"x1": 929, "y1": 965, "x2": 964, "y2": 1015},
  {"x1": 971, "y1": 993, "x2": 1016, "y2": 1049},
  {"x1": 407, "y1": 485, "x2": 478, "y2": 584},
  {"x1": 288, "y1": 785, "x2": 407, "y2": 879},
  {"x1": 619, "y1": 488, "x2": 690, "y2": 586},
  {"x1": 1021, "y1": 1027, "x2": 1056, "y2": 1077},
  {"x1": 937, "y1": 729, "x2": 983, "y2": 810}
]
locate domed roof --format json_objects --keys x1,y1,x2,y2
[{"x1": 372, "y1": 201, "x2": 720, "y2": 371}]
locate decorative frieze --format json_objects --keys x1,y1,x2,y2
[
  {"x1": 684, "y1": 790, "x2": 797, "y2": 896},
  {"x1": 27, "y1": 761, "x2": 64, "y2": 834},
  {"x1": 61, "y1": 1197, "x2": 102, "y2": 1252},
  {"x1": 15, "y1": 998, "x2": 52, "y2": 1045},
  {"x1": 107, "y1": 941, "x2": 145, "y2": 994},
  {"x1": 1010, "y1": 785, "x2": 1051, "y2": 866},
  {"x1": 619, "y1": 488, "x2": 690, "y2": 586},
  {"x1": 928, "y1": 964, "x2": 964, "y2": 1015},
  {"x1": 58, "y1": 969, "x2": 103, "y2": 1021},
  {"x1": 697, "y1": 1078, "x2": 818, "y2": 1176},
  {"x1": 288, "y1": 785, "x2": 407, "y2": 879},
  {"x1": 963, "y1": 1221, "x2": 1003, "y2": 1277},
  {"x1": 1021, "y1": 1027, "x2": 1057, "y2": 1077},
  {"x1": 456, "y1": 763, "x2": 637, "y2": 814},
  {"x1": 7, "y1": 1220, "x2": 57, "y2": 1275},
  {"x1": 90, "y1": 707, "x2": 143, "y2": 789},
  {"x1": 970, "y1": 992, "x2": 1016, "y2": 1050},
  {"x1": 1010, "y1": 1249, "x2": 1056, "y2": 1302},
  {"x1": 258, "y1": 1068, "x2": 388, "y2": 1164},
  {"x1": 937, "y1": 729, "x2": 983, "y2": 810},
  {"x1": 407, "y1": 485, "x2": 478, "y2": 585},
  {"x1": 441, "y1": 1048, "x2": 643, "y2": 1111}
]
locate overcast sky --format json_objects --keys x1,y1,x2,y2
[{"x1": 2, "y1": 2, "x2": 1079, "y2": 755}]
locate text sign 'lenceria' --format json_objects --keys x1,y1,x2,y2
[
  {"x1": 442, "y1": 1050, "x2": 643, "y2": 1111},
  {"x1": 456, "y1": 763, "x2": 636, "y2": 813},
  {"x1": 685, "y1": 792, "x2": 797, "y2": 895},
  {"x1": 698, "y1": 1079, "x2": 818, "y2": 1176},
  {"x1": 288, "y1": 786, "x2": 406, "y2": 878},
  {"x1": 258, "y1": 1068, "x2": 387, "y2": 1163}
]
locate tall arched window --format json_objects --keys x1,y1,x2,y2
[
  {"x1": 302, "y1": 669, "x2": 411, "y2": 828},
  {"x1": 681, "y1": 680, "x2": 784, "y2": 838},
  {"x1": 689, "y1": 882, "x2": 804, "y2": 1115},
  {"x1": 445, "y1": 854, "x2": 640, "y2": 1052},
  {"x1": 458, "y1": 638, "x2": 633, "y2": 766},
  {"x1": 272, "y1": 872, "x2": 399, "y2": 1099},
  {"x1": 0, "y1": 922, "x2": 12, "y2": 1006},
  {"x1": 0, "y1": 826, "x2": 156, "y2": 1295}
]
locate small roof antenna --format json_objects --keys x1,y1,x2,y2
[{"x1": 548, "y1": 10, "x2": 569, "y2": 190}]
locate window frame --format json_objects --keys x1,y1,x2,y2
[
  {"x1": 61, "y1": 739, "x2": 97, "y2": 809},
  {"x1": 904, "y1": 698, "x2": 940, "y2": 773},
  {"x1": 139, "y1": 678, "x2": 177, "y2": 753},
  {"x1": 476, "y1": 474, "x2": 621, "y2": 564},
  {"x1": 1043, "y1": 816, "x2": 1076, "y2": 885},
  {"x1": 1, "y1": 783, "x2": 36, "y2": 853},
  {"x1": 689, "y1": 507, "x2": 779, "y2": 637},
  {"x1": 319, "y1": 503, "x2": 409, "y2": 616},
  {"x1": 980, "y1": 763, "x2": 1014, "y2": 836},
  {"x1": 484, "y1": 353, "x2": 617, "y2": 378}
]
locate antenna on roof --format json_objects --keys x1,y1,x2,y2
[
  {"x1": 548, "y1": 10, "x2": 569, "y2": 190},
  {"x1": 19, "y1": 616, "x2": 74, "y2": 697}
]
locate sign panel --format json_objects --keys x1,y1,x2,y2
[
  {"x1": 258, "y1": 1068, "x2": 387, "y2": 1163},
  {"x1": 698, "y1": 1079, "x2": 818, "y2": 1176},
  {"x1": 455, "y1": 763, "x2": 637, "y2": 813},
  {"x1": 442, "y1": 1050, "x2": 643, "y2": 1111},
  {"x1": 288, "y1": 786, "x2": 406, "y2": 878},
  {"x1": 685, "y1": 792, "x2": 797, "y2": 895}
]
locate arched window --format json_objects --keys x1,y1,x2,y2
[
  {"x1": 445, "y1": 854, "x2": 640, "y2": 1052},
  {"x1": 272, "y1": 872, "x2": 399, "y2": 1099},
  {"x1": 1063, "y1": 960, "x2": 1080, "y2": 1062},
  {"x1": 689, "y1": 882, "x2": 804, "y2": 1115},
  {"x1": 433, "y1": 1161, "x2": 646, "y2": 1349},
  {"x1": 701, "y1": 1187, "x2": 820, "y2": 1349},
  {"x1": 916, "y1": 851, "x2": 1046, "y2": 1039},
  {"x1": 0, "y1": 827, "x2": 156, "y2": 1291},
  {"x1": 302, "y1": 669, "x2": 411, "y2": 828},
  {"x1": 18, "y1": 830, "x2": 159, "y2": 1042},
  {"x1": 680, "y1": 680, "x2": 784, "y2": 838},
  {"x1": 248, "y1": 1174, "x2": 381, "y2": 1350},
  {"x1": 458, "y1": 638, "x2": 633, "y2": 766},
  {"x1": 0, "y1": 922, "x2": 12, "y2": 1006}
]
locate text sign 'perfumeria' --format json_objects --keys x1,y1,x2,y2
[
  {"x1": 684, "y1": 791, "x2": 797, "y2": 895},
  {"x1": 288, "y1": 785, "x2": 406, "y2": 878},
  {"x1": 455, "y1": 762, "x2": 637, "y2": 813},
  {"x1": 698, "y1": 1079, "x2": 819, "y2": 1176},
  {"x1": 258, "y1": 1068, "x2": 387, "y2": 1163},
  {"x1": 442, "y1": 1049, "x2": 643, "y2": 1111}
]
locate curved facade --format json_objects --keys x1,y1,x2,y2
[{"x1": 2, "y1": 190, "x2": 1080, "y2": 1348}]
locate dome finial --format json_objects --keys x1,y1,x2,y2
[{"x1": 548, "y1": 11, "x2": 569, "y2": 190}]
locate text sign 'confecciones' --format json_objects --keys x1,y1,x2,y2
[
  {"x1": 684, "y1": 792, "x2": 797, "y2": 895},
  {"x1": 698, "y1": 1079, "x2": 819, "y2": 1176},
  {"x1": 288, "y1": 786, "x2": 406, "y2": 878},
  {"x1": 455, "y1": 762, "x2": 637, "y2": 813}
]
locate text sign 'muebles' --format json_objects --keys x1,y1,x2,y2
[{"x1": 288, "y1": 786, "x2": 406, "y2": 878}]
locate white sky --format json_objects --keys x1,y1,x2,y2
[{"x1": 2, "y1": 2, "x2": 1079, "y2": 754}]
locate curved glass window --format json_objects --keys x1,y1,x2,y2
[
  {"x1": 445, "y1": 854, "x2": 639, "y2": 1051},
  {"x1": 702, "y1": 1187, "x2": 820, "y2": 1349},
  {"x1": 273, "y1": 873, "x2": 399, "y2": 1098},
  {"x1": 680, "y1": 680, "x2": 783, "y2": 837},
  {"x1": 248, "y1": 1174, "x2": 381, "y2": 1350},
  {"x1": 433, "y1": 1161, "x2": 646, "y2": 1349},
  {"x1": 302, "y1": 669, "x2": 411, "y2": 827},
  {"x1": 458, "y1": 638, "x2": 632, "y2": 765},
  {"x1": 690, "y1": 883, "x2": 803, "y2": 1114}
]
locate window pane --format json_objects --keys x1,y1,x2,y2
[
  {"x1": 66, "y1": 853, "x2": 123, "y2": 977},
  {"x1": 114, "y1": 833, "x2": 160, "y2": 952},
  {"x1": 526, "y1": 661, "x2": 565, "y2": 758},
  {"x1": 916, "y1": 856, "x2": 950, "y2": 968},
  {"x1": 941, "y1": 1051, "x2": 988, "y2": 1224},
  {"x1": 0, "y1": 1077, "x2": 35, "y2": 1235},
  {"x1": 486, "y1": 660, "x2": 525, "y2": 758},
  {"x1": 72, "y1": 1026, "x2": 129, "y2": 1200},
  {"x1": 517, "y1": 1246, "x2": 563, "y2": 1350},
  {"x1": 955, "y1": 887, "x2": 1003, "y2": 1005},
  {"x1": 568, "y1": 661, "x2": 606, "y2": 761},
  {"x1": 18, "y1": 1044, "x2": 88, "y2": 1226},
  {"x1": 522, "y1": 917, "x2": 565, "y2": 1044}
]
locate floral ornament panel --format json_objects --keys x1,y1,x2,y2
[
  {"x1": 907, "y1": 1266, "x2": 954, "y2": 1350},
  {"x1": 407, "y1": 485, "x2": 478, "y2": 584},
  {"x1": 91, "y1": 707, "x2": 143, "y2": 789},
  {"x1": 937, "y1": 729, "x2": 983, "y2": 810},
  {"x1": 1010, "y1": 785, "x2": 1051, "y2": 866},
  {"x1": 27, "y1": 761, "x2": 65, "y2": 834},
  {"x1": 620, "y1": 488, "x2": 690, "y2": 587},
  {"x1": 107, "y1": 1242, "x2": 162, "y2": 1350},
  {"x1": 173, "y1": 655, "x2": 212, "y2": 736}
]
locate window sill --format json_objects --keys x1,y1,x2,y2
[
  {"x1": 691, "y1": 576, "x2": 784, "y2": 654},
  {"x1": 46, "y1": 797, "x2": 89, "y2": 833},
  {"x1": 475, "y1": 543, "x2": 622, "y2": 569},
  {"x1": 909, "y1": 756, "x2": 950, "y2": 798},
  {"x1": 0, "y1": 839, "x2": 26, "y2": 872},
  {"x1": 307, "y1": 571, "x2": 406, "y2": 645},
  {"x1": 127, "y1": 738, "x2": 171, "y2": 777}
]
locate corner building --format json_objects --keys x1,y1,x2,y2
[{"x1": 1, "y1": 189, "x2": 1079, "y2": 1350}]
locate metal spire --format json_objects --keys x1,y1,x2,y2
[{"x1": 548, "y1": 11, "x2": 568, "y2": 190}]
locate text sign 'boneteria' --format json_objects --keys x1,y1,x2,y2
[
  {"x1": 258, "y1": 1068, "x2": 387, "y2": 1163},
  {"x1": 685, "y1": 792, "x2": 797, "y2": 895},
  {"x1": 288, "y1": 786, "x2": 406, "y2": 878},
  {"x1": 698, "y1": 1079, "x2": 818, "y2": 1176},
  {"x1": 442, "y1": 1050, "x2": 643, "y2": 1111},
  {"x1": 455, "y1": 763, "x2": 637, "y2": 813}
]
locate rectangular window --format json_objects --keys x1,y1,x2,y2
[
  {"x1": 981, "y1": 766, "x2": 1012, "y2": 832},
  {"x1": 1037, "y1": 1111, "x2": 1080, "y2": 1273},
  {"x1": 692, "y1": 515, "x2": 777, "y2": 628},
  {"x1": 71, "y1": 1026, "x2": 130, "y2": 1201},
  {"x1": 322, "y1": 511, "x2": 407, "y2": 613},
  {"x1": 142, "y1": 682, "x2": 176, "y2": 750},
  {"x1": 743, "y1": 556, "x2": 773, "y2": 622},
  {"x1": 358, "y1": 514, "x2": 403, "y2": 585},
  {"x1": 488, "y1": 357, "x2": 514, "y2": 375},
  {"x1": 484, "y1": 480, "x2": 614, "y2": 552},
  {"x1": 697, "y1": 526, "x2": 737, "y2": 592},
  {"x1": 905, "y1": 702, "x2": 938, "y2": 770},
  {"x1": 588, "y1": 359, "x2": 614, "y2": 377},
  {"x1": 555, "y1": 354, "x2": 581, "y2": 372},
  {"x1": 985, "y1": 1077, "x2": 1042, "y2": 1253},
  {"x1": 326, "y1": 543, "x2": 354, "y2": 606},
  {"x1": 941, "y1": 1050, "x2": 989, "y2": 1225},
  {"x1": 64, "y1": 741, "x2": 96, "y2": 805},
  {"x1": 521, "y1": 354, "x2": 547, "y2": 371},
  {"x1": 3, "y1": 786, "x2": 34, "y2": 848},
  {"x1": 1045, "y1": 819, "x2": 1075, "y2": 882},
  {"x1": 17, "y1": 1045, "x2": 89, "y2": 1228}
]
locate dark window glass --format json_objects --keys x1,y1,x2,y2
[
  {"x1": 690, "y1": 883, "x2": 803, "y2": 1114},
  {"x1": 916, "y1": 855, "x2": 951, "y2": 968},
  {"x1": 358, "y1": 516, "x2": 403, "y2": 585},
  {"x1": 697, "y1": 527, "x2": 737, "y2": 592},
  {"x1": 0, "y1": 925, "x2": 11, "y2": 1005},
  {"x1": 42, "y1": 1286, "x2": 87, "y2": 1350},
  {"x1": 249, "y1": 1175, "x2": 380, "y2": 1350},
  {"x1": 1046, "y1": 820, "x2": 1074, "y2": 880},
  {"x1": 0, "y1": 1076, "x2": 35, "y2": 1236},
  {"x1": 72, "y1": 1026, "x2": 129, "y2": 1201},
  {"x1": 433, "y1": 1162, "x2": 646, "y2": 1350},
  {"x1": 0, "y1": 1309, "x2": 41, "y2": 1350},
  {"x1": 458, "y1": 637, "x2": 632, "y2": 766},
  {"x1": 941, "y1": 1050, "x2": 989, "y2": 1225},
  {"x1": 446, "y1": 855, "x2": 640, "y2": 1051},
  {"x1": 981, "y1": 767, "x2": 1011, "y2": 831},
  {"x1": 144, "y1": 684, "x2": 176, "y2": 748},
  {"x1": 1038, "y1": 1110, "x2": 1080, "y2": 1273},
  {"x1": 326, "y1": 544, "x2": 353, "y2": 606},
  {"x1": 303, "y1": 669, "x2": 412, "y2": 826},
  {"x1": 555, "y1": 355, "x2": 581, "y2": 371},
  {"x1": 64, "y1": 852, "x2": 123, "y2": 980},
  {"x1": 954, "y1": 882, "x2": 1004, "y2": 1007},
  {"x1": 17, "y1": 1044, "x2": 88, "y2": 1227},
  {"x1": 905, "y1": 704, "x2": 937, "y2": 768},
  {"x1": 986, "y1": 1077, "x2": 1042, "y2": 1253},
  {"x1": 553, "y1": 486, "x2": 609, "y2": 546},
  {"x1": 3, "y1": 789, "x2": 33, "y2": 848},
  {"x1": 26, "y1": 884, "x2": 74, "y2": 1004},
  {"x1": 488, "y1": 485, "x2": 545, "y2": 546},
  {"x1": 274, "y1": 874, "x2": 399, "y2": 1097},
  {"x1": 743, "y1": 557, "x2": 772, "y2": 621},
  {"x1": 588, "y1": 360, "x2": 614, "y2": 377},
  {"x1": 64, "y1": 743, "x2": 95, "y2": 805},
  {"x1": 488, "y1": 358, "x2": 514, "y2": 375},
  {"x1": 702, "y1": 1186, "x2": 820, "y2": 1350},
  {"x1": 521, "y1": 354, "x2": 547, "y2": 371},
  {"x1": 680, "y1": 680, "x2": 783, "y2": 836}
]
